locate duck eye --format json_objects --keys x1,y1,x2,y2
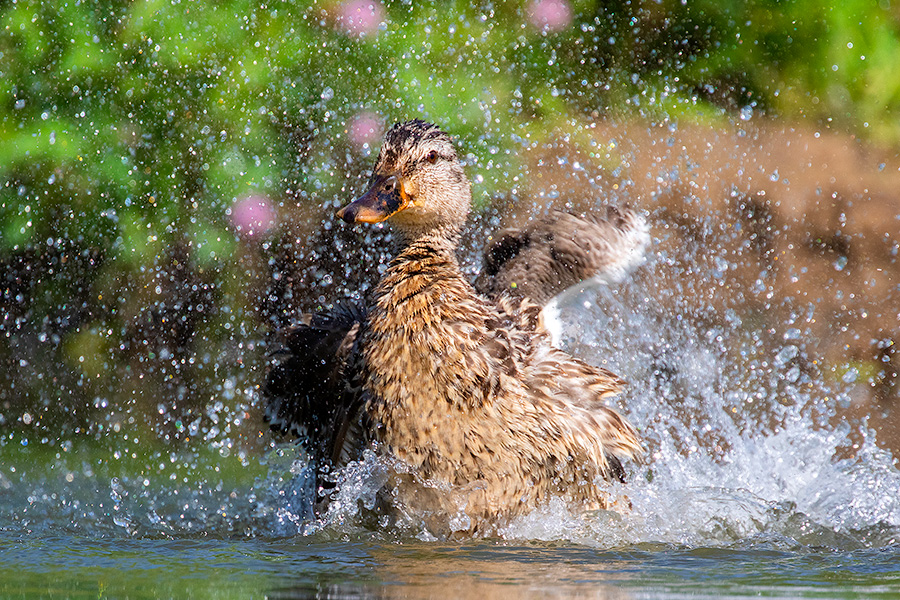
[{"x1": 425, "y1": 150, "x2": 439, "y2": 164}]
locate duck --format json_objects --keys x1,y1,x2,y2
[{"x1": 264, "y1": 119, "x2": 646, "y2": 534}]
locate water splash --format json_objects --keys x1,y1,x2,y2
[
  {"x1": 233, "y1": 235, "x2": 900, "y2": 549},
  {"x1": 494, "y1": 248, "x2": 900, "y2": 549},
  {"x1": 2, "y1": 212, "x2": 897, "y2": 551}
]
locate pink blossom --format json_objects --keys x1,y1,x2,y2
[
  {"x1": 231, "y1": 195, "x2": 276, "y2": 239},
  {"x1": 336, "y1": 0, "x2": 384, "y2": 38},
  {"x1": 528, "y1": 0, "x2": 572, "y2": 33},
  {"x1": 348, "y1": 111, "x2": 383, "y2": 149}
]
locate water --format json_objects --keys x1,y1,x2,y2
[
  {"x1": 2, "y1": 534, "x2": 899, "y2": 599},
  {"x1": 2, "y1": 245, "x2": 898, "y2": 599},
  {"x1": 3, "y1": 0, "x2": 897, "y2": 594}
]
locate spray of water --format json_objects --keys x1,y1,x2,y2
[
  {"x1": 2, "y1": 197, "x2": 897, "y2": 552},
  {"x1": 260, "y1": 228, "x2": 900, "y2": 548},
  {"x1": 491, "y1": 245, "x2": 900, "y2": 548}
]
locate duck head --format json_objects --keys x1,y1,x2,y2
[{"x1": 337, "y1": 120, "x2": 471, "y2": 240}]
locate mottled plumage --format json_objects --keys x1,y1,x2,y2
[
  {"x1": 264, "y1": 120, "x2": 644, "y2": 534},
  {"x1": 475, "y1": 207, "x2": 651, "y2": 306}
]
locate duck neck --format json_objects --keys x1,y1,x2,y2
[
  {"x1": 373, "y1": 224, "x2": 468, "y2": 312},
  {"x1": 391, "y1": 222, "x2": 462, "y2": 256}
]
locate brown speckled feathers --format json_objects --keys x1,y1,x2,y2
[
  {"x1": 263, "y1": 120, "x2": 645, "y2": 532},
  {"x1": 475, "y1": 207, "x2": 650, "y2": 305}
]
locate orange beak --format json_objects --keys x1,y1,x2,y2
[{"x1": 336, "y1": 174, "x2": 411, "y2": 224}]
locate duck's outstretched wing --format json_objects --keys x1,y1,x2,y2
[
  {"x1": 475, "y1": 206, "x2": 650, "y2": 306},
  {"x1": 263, "y1": 302, "x2": 365, "y2": 467},
  {"x1": 525, "y1": 346, "x2": 642, "y2": 482}
]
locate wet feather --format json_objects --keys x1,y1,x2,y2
[{"x1": 263, "y1": 120, "x2": 646, "y2": 532}]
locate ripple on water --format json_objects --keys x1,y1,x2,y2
[{"x1": 2, "y1": 235, "x2": 900, "y2": 600}]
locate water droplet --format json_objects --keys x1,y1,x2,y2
[{"x1": 842, "y1": 368, "x2": 858, "y2": 384}]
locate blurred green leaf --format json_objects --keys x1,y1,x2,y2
[{"x1": 3, "y1": 0, "x2": 900, "y2": 434}]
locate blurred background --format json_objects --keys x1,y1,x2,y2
[{"x1": 1, "y1": 0, "x2": 898, "y2": 469}]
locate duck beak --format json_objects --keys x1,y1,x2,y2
[{"x1": 336, "y1": 174, "x2": 411, "y2": 224}]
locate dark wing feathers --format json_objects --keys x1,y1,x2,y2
[{"x1": 263, "y1": 301, "x2": 364, "y2": 465}]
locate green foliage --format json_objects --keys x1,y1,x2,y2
[{"x1": 1, "y1": 0, "x2": 898, "y2": 434}]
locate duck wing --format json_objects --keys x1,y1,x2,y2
[
  {"x1": 475, "y1": 206, "x2": 650, "y2": 306},
  {"x1": 468, "y1": 299, "x2": 642, "y2": 484},
  {"x1": 263, "y1": 302, "x2": 365, "y2": 468},
  {"x1": 523, "y1": 345, "x2": 642, "y2": 483}
]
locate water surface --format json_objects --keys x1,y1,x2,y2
[
  {"x1": 2, "y1": 531, "x2": 899, "y2": 599},
  {"x1": 3, "y1": 256, "x2": 899, "y2": 599}
]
